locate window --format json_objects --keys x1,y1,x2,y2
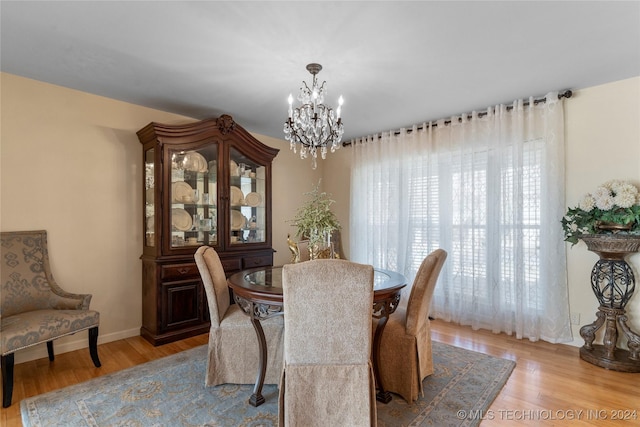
[{"x1": 351, "y1": 98, "x2": 571, "y2": 342}]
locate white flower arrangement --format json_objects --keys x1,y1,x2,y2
[{"x1": 562, "y1": 180, "x2": 640, "y2": 245}]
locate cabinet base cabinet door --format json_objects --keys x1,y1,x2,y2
[
  {"x1": 140, "y1": 323, "x2": 210, "y2": 347},
  {"x1": 162, "y1": 281, "x2": 202, "y2": 329}
]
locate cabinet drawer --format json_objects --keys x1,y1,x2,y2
[
  {"x1": 161, "y1": 263, "x2": 200, "y2": 280},
  {"x1": 242, "y1": 255, "x2": 273, "y2": 269},
  {"x1": 220, "y1": 258, "x2": 241, "y2": 272}
]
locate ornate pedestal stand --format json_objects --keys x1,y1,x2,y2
[{"x1": 578, "y1": 235, "x2": 640, "y2": 372}]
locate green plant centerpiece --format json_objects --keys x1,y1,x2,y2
[
  {"x1": 289, "y1": 181, "x2": 341, "y2": 259},
  {"x1": 562, "y1": 179, "x2": 640, "y2": 246}
]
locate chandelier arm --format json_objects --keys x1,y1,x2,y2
[
  {"x1": 288, "y1": 118, "x2": 319, "y2": 148},
  {"x1": 288, "y1": 104, "x2": 341, "y2": 147},
  {"x1": 300, "y1": 81, "x2": 312, "y2": 100}
]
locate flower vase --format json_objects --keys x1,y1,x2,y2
[
  {"x1": 308, "y1": 232, "x2": 335, "y2": 260},
  {"x1": 596, "y1": 221, "x2": 634, "y2": 232}
]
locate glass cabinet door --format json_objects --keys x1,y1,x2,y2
[
  {"x1": 144, "y1": 148, "x2": 155, "y2": 247},
  {"x1": 229, "y1": 147, "x2": 267, "y2": 246},
  {"x1": 169, "y1": 145, "x2": 218, "y2": 248}
]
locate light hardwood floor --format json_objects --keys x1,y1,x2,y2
[{"x1": 2, "y1": 320, "x2": 638, "y2": 426}]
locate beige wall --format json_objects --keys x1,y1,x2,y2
[
  {"x1": 563, "y1": 76, "x2": 640, "y2": 347},
  {"x1": 3, "y1": 73, "x2": 639, "y2": 363},
  {"x1": 0, "y1": 73, "x2": 320, "y2": 363},
  {"x1": 320, "y1": 145, "x2": 352, "y2": 258}
]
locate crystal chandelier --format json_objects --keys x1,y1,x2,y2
[{"x1": 284, "y1": 63, "x2": 344, "y2": 169}]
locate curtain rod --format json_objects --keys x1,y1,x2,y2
[{"x1": 342, "y1": 89, "x2": 572, "y2": 147}]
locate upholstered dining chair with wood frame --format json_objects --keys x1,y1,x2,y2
[
  {"x1": 1, "y1": 230, "x2": 101, "y2": 408},
  {"x1": 194, "y1": 246, "x2": 284, "y2": 387},
  {"x1": 279, "y1": 259, "x2": 377, "y2": 427},
  {"x1": 375, "y1": 249, "x2": 447, "y2": 403},
  {"x1": 329, "y1": 229, "x2": 345, "y2": 259},
  {"x1": 287, "y1": 236, "x2": 342, "y2": 263}
]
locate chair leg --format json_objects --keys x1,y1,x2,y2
[
  {"x1": 47, "y1": 341, "x2": 55, "y2": 361},
  {"x1": 1, "y1": 353, "x2": 15, "y2": 408},
  {"x1": 88, "y1": 326, "x2": 101, "y2": 367}
]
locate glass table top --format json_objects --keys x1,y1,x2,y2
[{"x1": 242, "y1": 266, "x2": 402, "y2": 291}]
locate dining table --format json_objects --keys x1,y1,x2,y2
[{"x1": 227, "y1": 264, "x2": 407, "y2": 407}]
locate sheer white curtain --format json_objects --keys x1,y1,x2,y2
[{"x1": 350, "y1": 93, "x2": 572, "y2": 343}]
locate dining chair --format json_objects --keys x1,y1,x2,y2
[
  {"x1": 1, "y1": 230, "x2": 101, "y2": 408},
  {"x1": 279, "y1": 259, "x2": 377, "y2": 427},
  {"x1": 286, "y1": 234, "x2": 311, "y2": 263},
  {"x1": 375, "y1": 249, "x2": 447, "y2": 403},
  {"x1": 194, "y1": 246, "x2": 284, "y2": 386},
  {"x1": 295, "y1": 240, "x2": 311, "y2": 261},
  {"x1": 330, "y1": 229, "x2": 345, "y2": 259},
  {"x1": 288, "y1": 237, "x2": 341, "y2": 262}
]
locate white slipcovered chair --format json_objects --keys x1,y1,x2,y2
[
  {"x1": 194, "y1": 246, "x2": 284, "y2": 386},
  {"x1": 279, "y1": 259, "x2": 376, "y2": 427},
  {"x1": 1, "y1": 230, "x2": 101, "y2": 407},
  {"x1": 375, "y1": 249, "x2": 447, "y2": 403}
]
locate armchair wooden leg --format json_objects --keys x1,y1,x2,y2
[
  {"x1": 89, "y1": 327, "x2": 101, "y2": 367},
  {"x1": 2, "y1": 353, "x2": 15, "y2": 408},
  {"x1": 46, "y1": 341, "x2": 55, "y2": 361}
]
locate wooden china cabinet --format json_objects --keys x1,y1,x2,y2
[{"x1": 137, "y1": 115, "x2": 279, "y2": 345}]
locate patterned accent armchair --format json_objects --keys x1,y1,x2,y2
[{"x1": 1, "y1": 230, "x2": 101, "y2": 407}]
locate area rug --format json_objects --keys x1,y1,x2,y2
[{"x1": 21, "y1": 341, "x2": 515, "y2": 427}]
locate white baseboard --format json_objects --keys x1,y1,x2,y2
[{"x1": 13, "y1": 327, "x2": 141, "y2": 365}]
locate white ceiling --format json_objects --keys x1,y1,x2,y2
[{"x1": 2, "y1": 1, "x2": 639, "y2": 142}]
